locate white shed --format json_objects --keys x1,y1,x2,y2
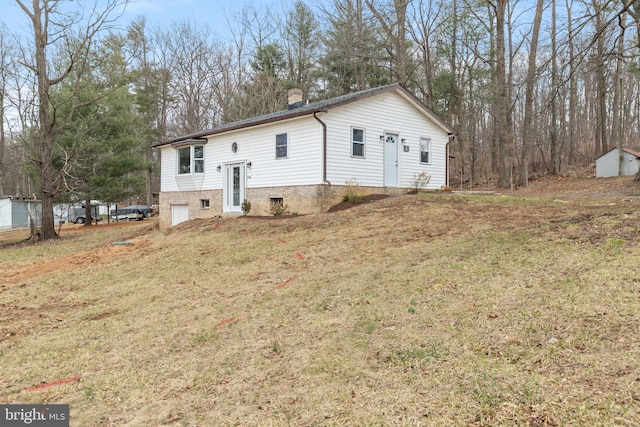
[
  {"x1": 596, "y1": 148, "x2": 640, "y2": 178},
  {"x1": 0, "y1": 198, "x2": 42, "y2": 230}
]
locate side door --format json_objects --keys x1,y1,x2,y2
[{"x1": 384, "y1": 133, "x2": 399, "y2": 187}]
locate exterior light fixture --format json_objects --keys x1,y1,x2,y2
[{"x1": 217, "y1": 165, "x2": 221, "y2": 172}]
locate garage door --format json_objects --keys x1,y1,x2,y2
[{"x1": 171, "y1": 204, "x2": 189, "y2": 226}]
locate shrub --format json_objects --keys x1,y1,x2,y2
[
  {"x1": 269, "y1": 201, "x2": 289, "y2": 216},
  {"x1": 342, "y1": 178, "x2": 366, "y2": 203},
  {"x1": 412, "y1": 171, "x2": 431, "y2": 192},
  {"x1": 241, "y1": 199, "x2": 252, "y2": 215}
]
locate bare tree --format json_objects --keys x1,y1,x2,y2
[
  {"x1": 15, "y1": 0, "x2": 124, "y2": 241},
  {"x1": 0, "y1": 28, "x2": 12, "y2": 197},
  {"x1": 365, "y1": 0, "x2": 411, "y2": 84},
  {"x1": 520, "y1": 0, "x2": 545, "y2": 187}
]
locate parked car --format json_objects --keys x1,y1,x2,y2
[
  {"x1": 70, "y1": 206, "x2": 102, "y2": 224},
  {"x1": 122, "y1": 204, "x2": 153, "y2": 218},
  {"x1": 110, "y1": 208, "x2": 144, "y2": 221}
]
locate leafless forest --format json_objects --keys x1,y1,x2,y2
[{"x1": 1, "y1": 0, "x2": 640, "y2": 238}]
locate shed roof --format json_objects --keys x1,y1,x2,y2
[
  {"x1": 597, "y1": 147, "x2": 640, "y2": 159},
  {"x1": 152, "y1": 83, "x2": 457, "y2": 148}
]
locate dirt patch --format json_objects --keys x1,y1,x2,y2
[{"x1": 2, "y1": 239, "x2": 149, "y2": 285}]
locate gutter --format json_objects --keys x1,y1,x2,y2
[{"x1": 313, "y1": 111, "x2": 331, "y2": 185}]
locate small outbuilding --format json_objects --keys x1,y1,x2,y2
[
  {"x1": 0, "y1": 197, "x2": 42, "y2": 230},
  {"x1": 596, "y1": 147, "x2": 640, "y2": 178}
]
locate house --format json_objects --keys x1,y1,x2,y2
[
  {"x1": 0, "y1": 197, "x2": 42, "y2": 230},
  {"x1": 596, "y1": 147, "x2": 640, "y2": 178},
  {"x1": 152, "y1": 83, "x2": 457, "y2": 229}
]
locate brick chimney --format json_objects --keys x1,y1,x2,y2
[{"x1": 287, "y1": 88, "x2": 304, "y2": 110}]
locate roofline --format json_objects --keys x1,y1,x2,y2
[
  {"x1": 598, "y1": 146, "x2": 640, "y2": 159},
  {"x1": 152, "y1": 83, "x2": 457, "y2": 148}
]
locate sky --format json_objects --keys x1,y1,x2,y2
[{"x1": 1, "y1": 0, "x2": 298, "y2": 42}]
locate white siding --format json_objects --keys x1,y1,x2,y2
[
  {"x1": 596, "y1": 149, "x2": 640, "y2": 178},
  {"x1": 323, "y1": 91, "x2": 449, "y2": 189},
  {"x1": 159, "y1": 89, "x2": 451, "y2": 197},
  {"x1": 160, "y1": 116, "x2": 324, "y2": 193},
  {"x1": 0, "y1": 199, "x2": 12, "y2": 229}
]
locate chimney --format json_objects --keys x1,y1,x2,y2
[{"x1": 287, "y1": 88, "x2": 304, "y2": 110}]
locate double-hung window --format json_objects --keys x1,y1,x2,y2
[
  {"x1": 352, "y1": 127, "x2": 365, "y2": 158},
  {"x1": 178, "y1": 145, "x2": 205, "y2": 174},
  {"x1": 420, "y1": 138, "x2": 431, "y2": 164},
  {"x1": 276, "y1": 133, "x2": 288, "y2": 159}
]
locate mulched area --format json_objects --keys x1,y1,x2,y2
[{"x1": 327, "y1": 194, "x2": 391, "y2": 213}]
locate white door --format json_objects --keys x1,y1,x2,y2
[
  {"x1": 224, "y1": 163, "x2": 245, "y2": 213},
  {"x1": 171, "y1": 204, "x2": 189, "y2": 226},
  {"x1": 384, "y1": 133, "x2": 398, "y2": 187}
]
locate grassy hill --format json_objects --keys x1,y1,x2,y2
[{"x1": 1, "y1": 186, "x2": 639, "y2": 425}]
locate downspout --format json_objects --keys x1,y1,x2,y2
[
  {"x1": 446, "y1": 134, "x2": 454, "y2": 188},
  {"x1": 313, "y1": 111, "x2": 331, "y2": 185}
]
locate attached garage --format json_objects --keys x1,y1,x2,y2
[{"x1": 171, "y1": 204, "x2": 189, "y2": 226}]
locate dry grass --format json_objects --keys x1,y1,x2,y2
[{"x1": 1, "y1": 180, "x2": 640, "y2": 426}]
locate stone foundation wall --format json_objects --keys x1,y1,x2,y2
[
  {"x1": 159, "y1": 185, "x2": 406, "y2": 230},
  {"x1": 158, "y1": 190, "x2": 222, "y2": 230}
]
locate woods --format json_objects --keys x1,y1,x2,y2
[{"x1": 1, "y1": 0, "x2": 640, "y2": 239}]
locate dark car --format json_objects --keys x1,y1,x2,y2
[{"x1": 122, "y1": 205, "x2": 153, "y2": 218}]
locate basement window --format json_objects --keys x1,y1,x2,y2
[{"x1": 201, "y1": 199, "x2": 210, "y2": 209}]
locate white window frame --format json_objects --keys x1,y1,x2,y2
[
  {"x1": 351, "y1": 127, "x2": 365, "y2": 158},
  {"x1": 276, "y1": 133, "x2": 288, "y2": 159},
  {"x1": 177, "y1": 145, "x2": 205, "y2": 175},
  {"x1": 420, "y1": 138, "x2": 431, "y2": 164}
]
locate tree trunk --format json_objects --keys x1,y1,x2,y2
[
  {"x1": 566, "y1": 0, "x2": 577, "y2": 166},
  {"x1": 550, "y1": 0, "x2": 559, "y2": 175},
  {"x1": 593, "y1": 0, "x2": 608, "y2": 157},
  {"x1": 28, "y1": 1, "x2": 57, "y2": 240},
  {"x1": 520, "y1": 0, "x2": 544, "y2": 187},
  {"x1": 494, "y1": 0, "x2": 512, "y2": 188}
]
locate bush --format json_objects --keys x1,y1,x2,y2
[
  {"x1": 412, "y1": 171, "x2": 431, "y2": 192},
  {"x1": 241, "y1": 199, "x2": 251, "y2": 215},
  {"x1": 269, "y1": 201, "x2": 289, "y2": 216},
  {"x1": 342, "y1": 178, "x2": 366, "y2": 203}
]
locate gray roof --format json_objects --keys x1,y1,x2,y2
[{"x1": 152, "y1": 83, "x2": 456, "y2": 147}]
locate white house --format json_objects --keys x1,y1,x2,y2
[
  {"x1": 152, "y1": 83, "x2": 457, "y2": 229},
  {"x1": 596, "y1": 147, "x2": 640, "y2": 178}
]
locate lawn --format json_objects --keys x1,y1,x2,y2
[{"x1": 1, "y1": 185, "x2": 639, "y2": 426}]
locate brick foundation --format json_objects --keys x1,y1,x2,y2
[{"x1": 159, "y1": 185, "x2": 406, "y2": 230}]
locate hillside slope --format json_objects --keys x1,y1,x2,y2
[{"x1": 1, "y1": 182, "x2": 639, "y2": 426}]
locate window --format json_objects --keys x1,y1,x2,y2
[
  {"x1": 420, "y1": 138, "x2": 431, "y2": 164},
  {"x1": 352, "y1": 127, "x2": 365, "y2": 157},
  {"x1": 178, "y1": 145, "x2": 205, "y2": 174},
  {"x1": 201, "y1": 199, "x2": 210, "y2": 209},
  {"x1": 276, "y1": 133, "x2": 288, "y2": 159}
]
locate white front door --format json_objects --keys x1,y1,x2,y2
[
  {"x1": 224, "y1": 163, "x2": 245, "y2": 213},
  {"x1": 171, "y1": 204, "x2": 189, "y2": 226},
  {"x1": 384, "y1": 133, "x2": 398, "y2": 187}
]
